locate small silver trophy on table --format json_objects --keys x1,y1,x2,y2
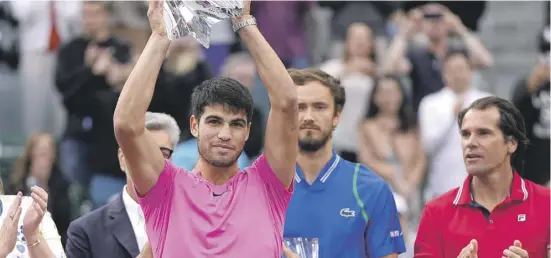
[
  {"x1": 282, "y1": 237, "x2": 319, "y2": 258},
  {"x1": 163, "y1": 0, "x2": 244, "y2": 48}
]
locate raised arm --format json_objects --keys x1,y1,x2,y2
[
  {"x1": 113, "y1": 0, "x2": 169, "y2": 195},
  {"x1": 234, "y1": 4, "x2": 298, "y2": 189}
]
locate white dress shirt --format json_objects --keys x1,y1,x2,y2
[
  {"x1": 0, "y1": 195, "x2": 65, "y2": 258},
  {"x1": 121, "y1": 186, "x2": 148, "y2": 252},
  {"x1": 418, "y1": 87, "x2": 491, "y2": 201}
]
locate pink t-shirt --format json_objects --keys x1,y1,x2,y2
[{"x1": 136, "y1": 154, "x2": 293, "y2": 258}]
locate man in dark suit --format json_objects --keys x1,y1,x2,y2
[{"x1": 65, "y1": 112, "x2": 181, "y2": 258}]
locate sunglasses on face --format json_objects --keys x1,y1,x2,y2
[{"x1": 160, "y1": 147, "x2": 174, "y2": 159}]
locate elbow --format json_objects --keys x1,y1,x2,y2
[
  {"x1": 485, "y1": 54, "x2": 495, "y2": 67},
  {"x1": 271, "y1": 92, "x2": 298, "y2": 112},
  {"x1": 113, "y1": 115, "x2": 143, "y2": 137}
]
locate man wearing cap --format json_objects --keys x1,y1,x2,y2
[{"x1": 414, "y1": 96, "x2": 550, "y2": 258}]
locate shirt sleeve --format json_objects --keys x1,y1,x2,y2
[
  {"x1": 365, "y1": 183, "x2": 406, "y2": 258},
  {"x1": 135, "y1": 159, "x2": 179, "y2": 257},
  {"x1": 247, "y1": 154, "x2": 294, "y2": 225},
  {"x1": 418, "y1": 96, "x2": 456, "y2": 155},
  {"x1": 413, "y1": 203, "x2": 443, "y2": 258},
  {"x1": 40, "y1": 212, "x2": 67, "y2": 258}
]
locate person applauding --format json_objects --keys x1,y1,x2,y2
[
  {"x1": 0, "y1": 184, "x2": 65, "y2": 258},
  {"x1": 414, "y1": 97, "x2": 550, "y2": 258}
]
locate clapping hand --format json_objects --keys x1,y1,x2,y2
[
  {"x1": 457, "y1": 239, "x2": 478, "y2": 258},
  {"x1": 502, "y1": 240, "x2": 529, "y2": 258},
  {"x1": 0, "y1": 192, "x2": 23, "y2": 257},
  {"x1": 107, "y1": 62, "x2": 134, "y2": 89},
  {"x1": 22, "y1": 186, "x2": 49, "y2": 241},
  {"x1": 91, "y1": 47, "x2": 115, "y2": 76}
]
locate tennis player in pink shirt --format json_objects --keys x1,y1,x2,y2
[{"x1": 113, "y1": 0, "x2": 298, "y2": 257}]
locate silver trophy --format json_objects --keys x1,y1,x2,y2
[
  {"x1": 163, "y1": 0, "x2": 244, "y2": 48},
  {"x1": 282, "y1": 237, "x2": 319, "y2": 258}
]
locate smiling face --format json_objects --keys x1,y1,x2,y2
[
  {"x1": 460, "y1": 107, "x2": 517, "y2": 176},
  {"x1": 191, "y1": 104, "x2": 250, "y2": 167},
  {"x1": 297, "y1": 82, "x2": 341, "y2": 153}
]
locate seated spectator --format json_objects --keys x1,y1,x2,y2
[
  {"x1": 357, "y1": 75, "x2": 425, "y2": 249},
  {"x1": 418, "y1": 51, "x2": 491, "y2": 202},
  {"x1": 0, "y1": 182, "x2": 65, "y2": 258},
  {"x1": 320, "y1": 23, "x2": 376, "y2": 162},
  {"x1": 7, "y1": 133, "x2": 70, "y2": 246},
  {"x1": 172, "y1": 138, "x2": 251, "y2": 171}
]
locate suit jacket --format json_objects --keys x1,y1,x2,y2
[{"x1": 65, "y1": 195, "x2": 140, "y2": 258}]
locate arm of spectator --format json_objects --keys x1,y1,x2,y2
[
  {"x1": 357, "y1": 122, "x2": 399, "y2": 186},
  {"x1": 446, "y1": 12, "x2": 494, "y2": 67},
  {"x1": 65, "y1": 221, "x2": 92, "y2": 258},
  {"x1": 55, "y1": 43, "x2": 108, "y2": 110},
  {"x1": 24, "y1": 212, "x2": 66, "y2": 258},
  {"x1": 402, "y1": 130, "x2": 427, "y2": 192},
  {"x1": 113, "y1": 1, "x2": 170, "y2": 196},
  {"x1": 380, "y1": 10, "x2": 421, "y2": 74},
  {"x1": 418, "y1": 97, "x2": 456, "y2": 155},
  {"x1": 414, "y1": 204, "x2": 444, "y2": 257},
  {"x1": 511, "y1": 77, "x2": 532, "y2": 108},
  {"x1": 236, "y1": 10, "x2": 298, "y2": 189}
]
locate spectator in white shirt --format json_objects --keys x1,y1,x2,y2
[
  {"x1": 418, "y1": 50, "x2": 491, "y2": 202},
  {"x1": 65, "y1": 112, "x2": 180, "y2": 258}
]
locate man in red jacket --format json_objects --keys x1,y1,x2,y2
[{"x1": 414, "y1": 96, "x2": 550, "y2": 258}]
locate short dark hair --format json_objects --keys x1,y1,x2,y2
[
  {"x1": 458, "y1": 96, "x2": 530, "y2": 173},
  {"x1": 288, "y1": 68, "x2": 345, "y2": 114},
  {"x1": 190, "y1": 77, "x2": 254, "y2": 122}
]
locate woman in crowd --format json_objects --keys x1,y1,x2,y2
[
  {"x1": 8, "y1": 133, "x2": 70, "y2": 245},
  {"x1": 357, "y1": 75, "x2": 426, "y2": 256},
  {"x1": 320, "y1": 22, "x2": 377, "y2": 162},
  {"x1": 0, "y1": 179, "x2": 65, "y2": 258}
]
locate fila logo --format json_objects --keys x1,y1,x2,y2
[
  {"x1": 340, "y1": 208, "x2": 356, "y2": 217},
  {"x1": 517, "y1": 214, "x2": 526, "y2": 222}
]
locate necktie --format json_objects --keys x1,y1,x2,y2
[{"x1": 48, "y1": 1, "x2": 60, "y2": 52}]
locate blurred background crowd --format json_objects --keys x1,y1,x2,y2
[{"x1": 0, "y1": 1, "x2": 549, "y2": 257}]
